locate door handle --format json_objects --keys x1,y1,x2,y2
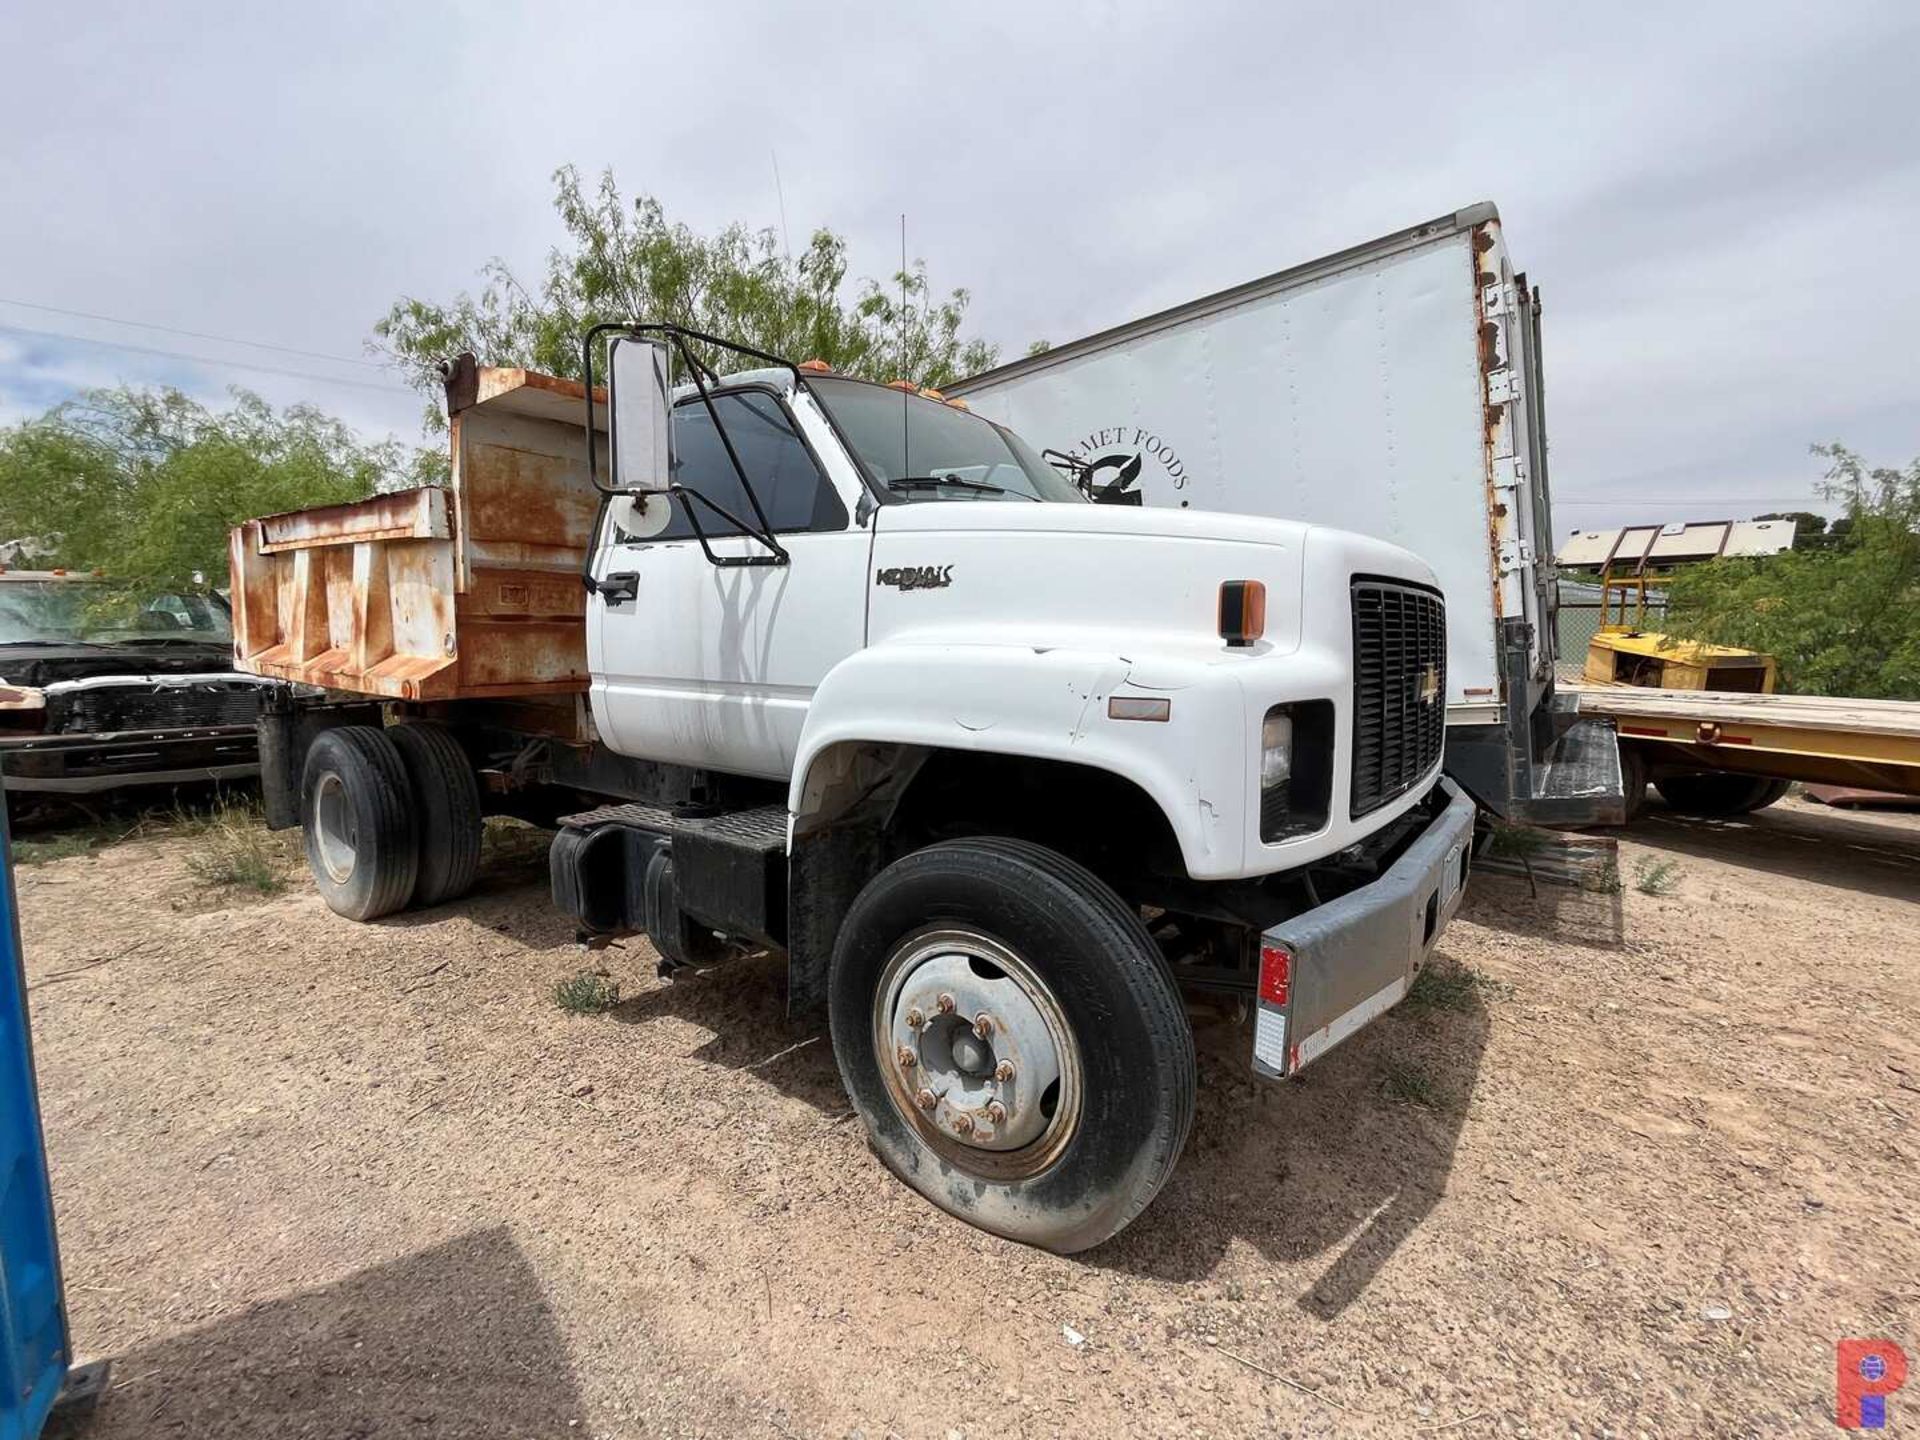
[{"x1": 595, "y1": 571, "x2": 639, "y2": 605}]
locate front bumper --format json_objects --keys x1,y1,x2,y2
[
  {"x1": 0, "y1": 729, "x2": 260, "y2": 794},
  {"x1": 1251, "y1": 776, "x2": 1476, "y2": 1078}
]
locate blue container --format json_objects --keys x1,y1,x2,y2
[{"x1": 0, "y1": 805, "x2": 69, "y2": 1440}]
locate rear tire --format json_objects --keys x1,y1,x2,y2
[
  {"x1": 1619, "y1": 742, "x2": 1649, "y2": 824},
  {"x1": 389, "y1": 722, "x2": 483, "y2": 907},
  {"x1": 1654, "y1": 772, "x2": 1790, "y2": 817},
  {"x1": 300, "y1": 726, "x2": 419, "y2": 921},
  {"x1": 827, "y1": 836, "x2": 1195, "y2": 1254}
]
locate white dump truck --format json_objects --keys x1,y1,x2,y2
[
  {"x1": 230, "y1": 326, "x2": 1474, "y2": 1251},
  {"x1": 947, "y1": 202, "x2": 1624, "y2": 826}
]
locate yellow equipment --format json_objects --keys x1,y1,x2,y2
[{"x1": 1582, "y1": 572, "x2": 1777, "y2": 693}]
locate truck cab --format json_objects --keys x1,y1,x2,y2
[{"x1": 231, "y1": 327, "x2": 1475, "y2": 1252}]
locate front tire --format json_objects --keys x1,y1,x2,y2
[
  {"x1": 827, "y1": 836, "x2": 1195, "y2": 1254},
  {"x1": 301, "y1": 726, "x2": 419, "y2": 921}
]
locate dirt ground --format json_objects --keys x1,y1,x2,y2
[{"x1": 13, "y1": 794, "x2": 1919, "y2": 1438}]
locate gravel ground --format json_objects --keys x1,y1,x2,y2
[{"x1": 14, "y1": 795, "x2": 1919, "y2": 1438}]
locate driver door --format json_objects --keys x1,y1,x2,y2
[{"x1": 588, "y1": 388, "x2": 869, "y2": 781}]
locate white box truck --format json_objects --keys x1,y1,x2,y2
[{"x1": 947, "y1": 202, "x2": 1623, "y2": 825}]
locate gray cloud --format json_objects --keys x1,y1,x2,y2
[{"x1": 2, "y1": 0, "x2": 1914, "y2": 529}]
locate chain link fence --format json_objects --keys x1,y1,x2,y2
[{"x1": 1554, "y1": 581, "x2": 1665, "y2": 685}]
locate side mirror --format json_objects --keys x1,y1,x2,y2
[{"x1": 609, "y1": 337, "x2": 672, "y2": 493}]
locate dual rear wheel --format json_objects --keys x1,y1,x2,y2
[{"x1": 301, "y1": 723, "x2": 482, "y2": 920}]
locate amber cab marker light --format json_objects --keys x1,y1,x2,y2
[
  {"x1": 1218, "y1": 580, "x2": 1266, "y2": 646},
  {"x1": 798, "y1": 358, "x2": 832, "y2": 373}
]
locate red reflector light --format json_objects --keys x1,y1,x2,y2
[
  {"x1": 1219, "y1": 580, "x2": 1266, "y2": 646},
  {"x1": 1258, "y1": 941, "x2": 1291, "y2": 1007}
]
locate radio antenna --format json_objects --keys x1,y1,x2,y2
[
  {"x1": 899, "y1": 213, "x2": 910, "y2": 479},
  {"x1": 770, "y1": 149, "x2": 792, "y2": 262}
]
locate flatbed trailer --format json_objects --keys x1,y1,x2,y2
[{"x1": 1571, "y1": 683, "x2": 1920, "y2": 815}]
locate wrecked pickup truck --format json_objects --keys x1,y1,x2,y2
[
  {"x1": 228, "y1": 330, "x2": 1475, "y2": 1252},
  {"x1": 0, "y1": 570, "x2": 275, "y2": 808}
]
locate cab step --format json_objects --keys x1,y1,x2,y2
[
  {"x1": 558, "y1": 799, "x2": 788, "y2": 853},
  {"x1": 551, "y1": 801, "x2": 789, "y2": 960}
]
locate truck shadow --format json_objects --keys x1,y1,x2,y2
[
  {"x1": 47, "y1": 1227, "x2": 590, "y2": 1439},
  {"x1": 607, "y1": 950, "x2": 848, "y2": 1115},
  {"x1": 615, "y1": 942, "x2": 1491, "y2": 1317},
  {"x1": 1089, "y1": 948, "x2": 1491, "y2": 1317},
  {"x1": 605, "y1": 945, "x2": 1490, "y2": 1315}
]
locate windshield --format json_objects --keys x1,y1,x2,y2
[
  {"x1": 0, "y1": 582, "x2": 233, "y2": 646},
  {"x1": 806, "y1": 376, "x2": 1086, "y2": 504}
]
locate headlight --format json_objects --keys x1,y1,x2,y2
[
  {"x1": 1259, "y1": 701, "x2": 1333, "y2": 843},
  {"x1": 1260, "y1": 710, "x2": 1292, "y2": 789}
]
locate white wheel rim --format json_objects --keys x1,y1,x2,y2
[
  {"x1": 313, "y1": 772, "x2": 358, "y2": 885},
  {"x1": 872, "y1": 927, "x2": 1083, "y2": 1180}
]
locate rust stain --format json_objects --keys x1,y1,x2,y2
[{"x1": 256, "y1": 488, "x2": 447, "y2": 552}]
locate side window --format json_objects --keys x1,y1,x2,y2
[{"x1": 618, "y1": 391, "x2": 844, "y2": 543}]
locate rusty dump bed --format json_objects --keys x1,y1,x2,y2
[{"x1": 229, "y1": 362, "x2": 604, "y2": 700}]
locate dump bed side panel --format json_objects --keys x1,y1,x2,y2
[{"x1": 229, "y1": 368, "x2": 603, "y2": 700}]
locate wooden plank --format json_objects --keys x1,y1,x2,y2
[{"x1": 1573, "y1": 684, "x2": 1920, "y2": 739}]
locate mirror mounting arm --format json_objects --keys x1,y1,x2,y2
[
  {"x1": 668, "y1": 485, "x2": 789, "y2": 568},
  {"x1": 582, "y1": 320, "x2": 801, "y2": 571}
]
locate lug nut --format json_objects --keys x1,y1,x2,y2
[
  {"x1": 994, "y1": 1059, "x2": 1016, "y2": 1082},
  {"x1": 953, "y1": 1113, "x2": 975, "y2": 1135},
  {"x1": 936, "y1": 993, "x2": 956, "y2": 1015},
  {"x1": 905, "y1": 1007, "x2": 925, "y2": 1030},
  {"x1": 896, "y1": 1045, "x2": 916, "y2": 1069},
  {"x1": 986, "y1": 1100, "x2": 1007, "y2": 1124},
  {"x1": 916, "y1": 1088, "x2": 937, "y2": 1111},
  {"x1": 973, "y1": 1013, "x2": 994, "y2": 1040}
]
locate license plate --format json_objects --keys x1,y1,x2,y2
[{"x1": 1440, "y1": 842, "x2": 1465, "y2": 907}]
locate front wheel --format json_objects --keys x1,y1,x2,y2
[{"x1": 827, "y1": 837, "x2": 1195, "y2": 1253}]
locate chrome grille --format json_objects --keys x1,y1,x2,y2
[{"x1": 47, "y1": 680, "x2": 268, "y2": 736}]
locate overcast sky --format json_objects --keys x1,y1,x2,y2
[{"x1": 3, "y1": 1, "x2": 1914, "y2": 535}]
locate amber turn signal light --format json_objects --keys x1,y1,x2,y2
[{"x1": 1218, "y1": 580, "x2": 1266, "y2": 646}]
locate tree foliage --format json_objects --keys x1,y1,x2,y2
[
  {"x1": 1750, "y1": 509, "x2": 1853, "y2": 552},
  {"x1": 1662, "y1": 444, "x2": 1920, "y2": 698},
  {"x1": 374, "y1": 166, "x2": 998, "y2": 424},
  {"x1": 0, "y1": 387, "x2": 438, "y2": 589}
]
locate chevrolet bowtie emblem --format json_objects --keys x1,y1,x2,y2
[{"x1": 1417, "y1": 665, "x2": 1441, "y2": 706}]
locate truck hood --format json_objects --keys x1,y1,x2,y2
[
  {"x1": 868, "y1": 502, "x2": 1278, "y2": 659},
  {"x1": 867, "y1": 500, "x2": 1437, "y2": 661},
  {"x1": 875, "y1": 498, "x2": 1317, "y2": 549},
  {"x1": 0, "y1": 641, "x2": 235, "y2": 688}
]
